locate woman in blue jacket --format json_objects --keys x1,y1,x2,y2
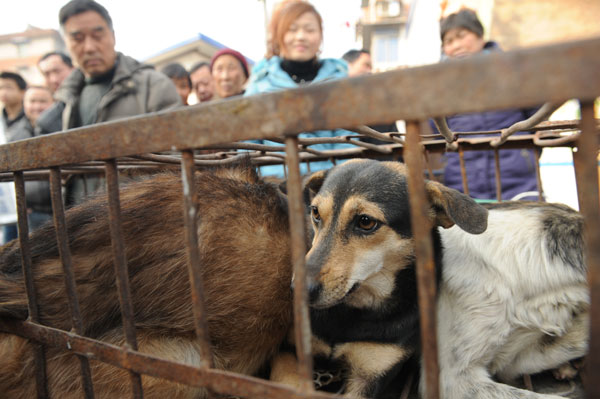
[
  {"x1": 245, "y1": 0, "x2": 352, "y2": 176},
  {"x1": 434, "y1": 9, "x2": 540, "y2": 201}
]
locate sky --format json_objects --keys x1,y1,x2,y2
[{"x1": 2, "y1": 0, "x2": 363, "y2": 62}]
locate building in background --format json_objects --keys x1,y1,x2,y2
[
  {"x1": 144, "y1": 33, "x2": 235, "y2": 72},
  {"x1": 356, "y1": 0, "x2": 600, "y2": 71},
  {"x1": 0, "y1": 26, "x2": 66, "y2": 85},
  {"x1": 356, "y1": 0, "x2": 409, "y2": 71}
]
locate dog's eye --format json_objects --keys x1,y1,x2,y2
[
  {"x1": 311, "y1": 206, "x2": 321, "y2": 222},
  {"x1": 357, "y1": 215, "x2": 377, "y2": 231}
]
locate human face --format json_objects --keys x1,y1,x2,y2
[
  {"x1": 38, "y1": 55, "x2": 73, "y2": 93},
  {"x1": 442, "y1": 28, "x2": 485, "y2": 58},
  {"x1": 282, "y1": 12, "x2": 322, "y2": 62},
  {"x1": 191, "y1": 66, "x2": 215, "y2": 102},
  {"x1": 0, "y1": 78, "x2": 24, "y2": 108},
  {"x1": 63, "y1": 10, "x2": 117, "y2": 78},
  {"x1": 211, "y1": 55, "x2": 247, "y2": 98},
  {"x1": 348, "y1": 53, "x2": 372, "y2": 76},
  {"x1": 24, "y1": 87, "x2": 54, "y2": 126},
  {"x1": 171, "y1": 77, "x2": 191, "y2": 105}
]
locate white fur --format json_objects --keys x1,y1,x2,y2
[{"x1": 427, "y1": 207, "x2": 589, "y2": 399}]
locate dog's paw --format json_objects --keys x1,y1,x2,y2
[{"x1": 551, "y1": 362, "x2": 579, "y2": 381}]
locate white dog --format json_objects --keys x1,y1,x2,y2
[{"x1": 433, "y1": 201, "x2": 589, "y2": 399}]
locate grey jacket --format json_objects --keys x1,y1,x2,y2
[
  {"x1": 37, "y1": 52, "x2": 181, "y2": 133},
  {"x1": 35, "y1": 52, "x2": 181, "y2": 206}
]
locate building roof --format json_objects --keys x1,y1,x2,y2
[
  {"x1": 0, "y1": 26, "x2": 60, "y2": 42},
  {"x1": 144, "y1": 32, "x2": 254, "y2": 67}
]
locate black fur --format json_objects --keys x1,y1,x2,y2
[{"x1": 305, "y1": 161, "x2": 450, "y2": 398}]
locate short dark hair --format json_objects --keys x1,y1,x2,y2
[
  {"x1": 189, "y1": 61, "x2": 210, "y2": 75},
  {"x1": 440, "y1": 9, "x2": 484, "y2": 40},
  {"x1": 0, "y1": 71, "x2": 27, "y2": 91},
  {"x1": 342, "y1": 49, "x2": 370, "y2": 64},
  {"x1": 59, "y1": 0, "x2": 113, "y2": 31},
  {"x1": 38, "y1": 51, "x2": 73, "y2": 68},
  {"x1": 161, "y1": 63, "x2": 191, "y2": 88}
]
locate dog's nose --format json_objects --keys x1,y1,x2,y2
[{"x1": 308, "y1": 282, "x2": 322, "y2": 304}]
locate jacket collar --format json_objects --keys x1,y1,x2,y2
[{"x1": 54, "y1": 52, "x2": 152, "y2": 105}]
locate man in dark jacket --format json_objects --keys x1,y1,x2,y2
[
  {"x1": 0, "y1": 71, "x2": 27, "y2": 243},
  {"x1": 36, "y1": 0, "x2": 181, "y2": 205},
  {"x1": 433, "y1": 9, "x2": 540, "y2": 201}
]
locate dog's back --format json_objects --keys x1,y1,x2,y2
[
  {"x1": 0, "y1": 166, "x2": 293, "y2": 398},
  {"x1": 436, "y1": 201, "x2": 589, "y2": 399}
]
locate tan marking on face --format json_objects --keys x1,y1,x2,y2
[
  {"x1": 310, "y1": 194, "x2": 334, "y2": 242},
  {"x1": 425, "y1": 181, "x2": 455, "y2": 228},
  {"x1": 346, "y1": 233, "x2": 415, "y2": 309},
  {"x1": 337, "y1": 195, "x2": 386, "y2": 229},
  {"x1": 309, "y1": 195, "x2": 413, "y2": 308}
]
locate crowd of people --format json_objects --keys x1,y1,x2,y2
[{"x1": 0, "y1": 0, "x2": 541, "y2": 244}]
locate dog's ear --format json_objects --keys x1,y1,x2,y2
[
  {"x1": 425, "y1": 180, "x2": 488, "y2": 234},
  {"x1": 302, "y1": 169, "x2": 328, "y2": 206}
]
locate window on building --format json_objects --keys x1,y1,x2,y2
[
  {"x1": 375, "y1": 0, "x2": 402, "y2": 18},
  {"x1": 373, "y1": 28, "x2": 399, "y2": 64}
]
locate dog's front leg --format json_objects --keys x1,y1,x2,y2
[
  {"x1": 333, "y1": 342, "x2": 410, "y2": 399},
  {"x1": 270, "y1": 334, "x2": 333, "y2": 391},
  {"x1": 270, "y1": 351, "x2": 305, "y2": 389}
]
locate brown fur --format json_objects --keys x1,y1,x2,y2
[{"x1": 0, "y1": 166, "x2": 293, "y2": 398}]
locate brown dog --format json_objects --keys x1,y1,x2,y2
[{"x1": 0, "y1": 166, "x2": 293, "y2": 398}]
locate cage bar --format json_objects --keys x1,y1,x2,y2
[
  {"x1": 49, "y1": 167, "x2": 95, "y2": 398},
  {"x1": 104, "y1": 160, "x2": 144, "y2": 398}
]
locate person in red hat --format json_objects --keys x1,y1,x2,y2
[{"x1": 210, "y1": 48, "x2": 249, "y2": 99}]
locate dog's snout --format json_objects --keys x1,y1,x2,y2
[
  {"x1": 308, "y1": 282, "x2": 322, "y2": 304},
  {"x1": 290, "y1": 274, "x2": 321, "y2": 304}
]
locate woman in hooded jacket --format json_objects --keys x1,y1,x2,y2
[{"x1": 245, "y1": 0, "x2": 353, "y2": 176}]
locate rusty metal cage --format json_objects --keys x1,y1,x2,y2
[{"x1": 0, "y1": 37, "x2": 598, "y2": 399}]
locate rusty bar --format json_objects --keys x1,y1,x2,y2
[
  {"x1": 572, "y1": 102, "x2": 600, "y2": 399},
  {"x1": 82, "y1": 174, "x2": 89, "y2": 200},
  {"x1": 573, "y1": 148, "x2": 585, "y2": 211},
  {"x1": 13, "y1": 171, "x2": 48, "y2": 399},
  {"x1": 284, "y1": 136, "x2": 314, "y2": 393},
  {"x1": 48, "y1": 167, "x2": 95, "y2": 398},
  {"x1": 0, "y1": 132, "x2": 585, "y2": 183},
  {"x1": 424, "y1": 150, "x2": 435, "y2": 180},
  {"x1": 180, "y1": 150, "x2": 214, "y2": 368},
  {"x1": 104, "y1": 160, "x2": 144, "y2": 398},
  {"x1": 404, "y1": 121, "x2": 440, "y2": 399},
  {"x1": 493, "y1": 149, "x2": 502, "y2": 202},
  {"x1": 0, "y1": 319, "x2": 342, "y2": 399},
  {"x1": 533, "y1": 150, "x2": 544, "y2": 201},
  {"x1": 1, "y1": 38, "x2": 599, "y2": 173},
  {"x1": 458, "y1": 146, "x2": 469, "y2": 196}
]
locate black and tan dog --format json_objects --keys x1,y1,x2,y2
[
  {"x1": 272, "y1": 158, "x2": 488, "y2": 398},
  {"x1": 273, "y1": 159, "x2": 588, "y2": 399}
]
